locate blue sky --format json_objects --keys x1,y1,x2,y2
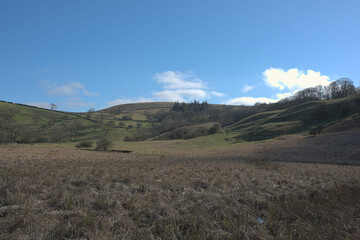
[{"x1": 1, "y1": 0, "x2": 359, "y2": 112}]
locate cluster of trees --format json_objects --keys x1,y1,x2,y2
[
  {"x1": 172, "y1": 100, "x2": 210, "y2": 112},
  {"x1": 276, "y1": 78, "x2": 358, "y2": 107}
]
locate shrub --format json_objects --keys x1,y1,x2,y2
[
  {"x1": 95, "y1": 138, "x2": 113, "y2": 151},
  {"x1": 208, "y1": 123, "x2": 221, "y2": 134},
  {"x1": 34, "y1": 136, "x2": 49, "y2": 143},
  {"x1": 309, "y1": 126, "x2": 324, "y2": 135},
  {"x1": 75, "y1": 141, "x2": 94, "y2": 149}
]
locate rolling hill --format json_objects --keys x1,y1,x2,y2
[{"x1": 0, "y1": 92, "x2": 359, "y2": 145}]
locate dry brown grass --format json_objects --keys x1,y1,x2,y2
[
  {"x1": 156, "y1": 130, "x2": 360, "y2": 166},
  {"x1": 0, "y1": 142, "x2": 360, "y2": 239}
]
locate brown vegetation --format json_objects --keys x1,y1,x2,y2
[{"x1": 0, "y1": 141, "x2": 359, "y2": 239}]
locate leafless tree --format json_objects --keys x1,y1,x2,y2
[
  {"x1": 105, "y1": 120, "x2": 115, "y2": 136},
  {"x1": 32, "y1": 113, "x2": 41, "y2": 125},
  {"x1": 92, "y1": 120, "x2": 100, "y2": 132},
  {"x1": 50, "y1": 103, "x2": 58, "y2": 111},
  {"x1": 6, "y1": 123, "x2": 26, "y2": 143},
  {"x1": 87, "y1": 108, "x2": 95, "y2": 118},
  {"x1": 0, "y1": 108, "x2": 18, "y2": 125},
  {"x1": 50, "y1": 124, "x2": 66, "y2": 142},
  {"x1": 67, "y1": 119, "x2": 83, "y2": 140}
]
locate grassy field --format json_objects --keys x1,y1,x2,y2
[
  {"x1": 1, "y1": 96, "x2": 360, "y2": 239},
  {"x1": 1, "y1": 130, "x2": 360, "y2": 239}
]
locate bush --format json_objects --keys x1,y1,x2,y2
[
  {"x1": 34, "y1": 136, "x2": 49, "y2": 143},
  {"x1": 75, "y1": 141, "x2": 94, "y2": 149},
  {"x1": 95, "y1": 138, "x2": 113, "y2": 151},
  {"x1": 208, "y1": 123, "x2": 221, "y2": 134},
  {"x1": 309, "y1": 126, "x2": 324, "y2": 135}
]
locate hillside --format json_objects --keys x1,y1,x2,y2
[
  {"x1": 1, "y1": 93, "x2": 360, "y2": 145},
  {"x1": 226, "y1": 93, "x2": 360, "y2": 141},
  {"x1": 98, "y1": 102, "x2": 174, "y2": 121}
]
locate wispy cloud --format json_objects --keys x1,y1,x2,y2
[
  {"x1": 263, "y1": 68, "x2": 331, "y2": 91},
  {"x1": 210, "y1": 91, "x2": 226, "y2": 97},
  {"x1": 108, "y1": 71, "x2": 226, "y2": 106},
  {"x1": 27, "y1": 102, "x2": 51, "y2": 109},
  {"x1": 40, "y1": 80, "x2": 99, "y2": 97},
  {"x1": 241, "y1": 84, "x2": 255, "y2": 93},
  {"x1": 107, "y1": 97, "x2": 153, "y2": 107},
  {"x1": 154, "y1": 89, "x2": 209, "y2": 102},
  {"x1": 153, "y1": 71, "x2": 206, "y2": 89}
]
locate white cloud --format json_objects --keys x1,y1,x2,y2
[
  {"x1": 153, "y1": 71, "x2": 206, "y2": 89},
  {"x1": 263, "y1": 68, "x2": 331, "y2": 91},
  {"x1": 275, "y1": 91, "x2": 293, "y2": 99},
  {"x1": 154, "y1": 89, "x2": 209, "y2": 102},
  {"x1": 107, "y1": 97, "x2": 153, "y2": 107},
  {"x1": 241, "y1": 85, "x2": 255, "y2": 93},
  {"x1": 225, "y1": 97, "x2": 278, "y2": 106},
  {"x1": 27, "y1": 102, "x2": 51, "y2": 109},
  {"x1": 41, "y1": 80, "x2": 99, "y2": 97},
  {"x1": 107, "y1": 71, "x2": 222, "y2": 106},
  {"x1": 150, "y1": 70, "x2": 223, "y2": 102},
  {"x1": 210, "y1": 91, "x2": 226, "y2": 97}
]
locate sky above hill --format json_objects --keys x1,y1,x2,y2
[{"x1": 1, "y1": 0, "x2": 360, "y2": 112}]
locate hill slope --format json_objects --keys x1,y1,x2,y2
[
  {"x1": 226, "y1": 93, "x2": 360, "y2": 141},
  {"x1": 1, "y1": 93, "x2": 359, "y2": 144}
]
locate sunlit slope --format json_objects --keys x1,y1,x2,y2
[{"x1": 227, "y1": 94, "x2": 360, "y2": 141}]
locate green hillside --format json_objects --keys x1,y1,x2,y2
[
  {"x1": 227, "y1": 93, "x2": 360, "y2": 141},
  {"x1": 1, "y1": 93, "x2": 359, "y2": 146}
]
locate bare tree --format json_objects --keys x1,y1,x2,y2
[
  {"x1": 92, "y1": 120, "x2": 100, "y2": 132},
  {"x1": 0, "y1": 108, "x2": 18, "y2": 125},
  {"x1": 50, "y1": 103, "x2": 58, "y2": 111},
  {"x1": 105, "y1": 121, "x2": 115, "y2": 136},
  {"x1": 67, "y1": 119, "x2": 83, "y2": 140},
  {"x1": 6, "y1": 123, "x2": 26, "y2": 143},
  {"x1": 87, "y1": 108, "x2": 95, "y2": 118},
  {"x1": 50, "y1": 124, "x2": 66, "y2": 142},
  {"x1": 32, "y1": 113, "x2": 41, "y2": 125}
]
